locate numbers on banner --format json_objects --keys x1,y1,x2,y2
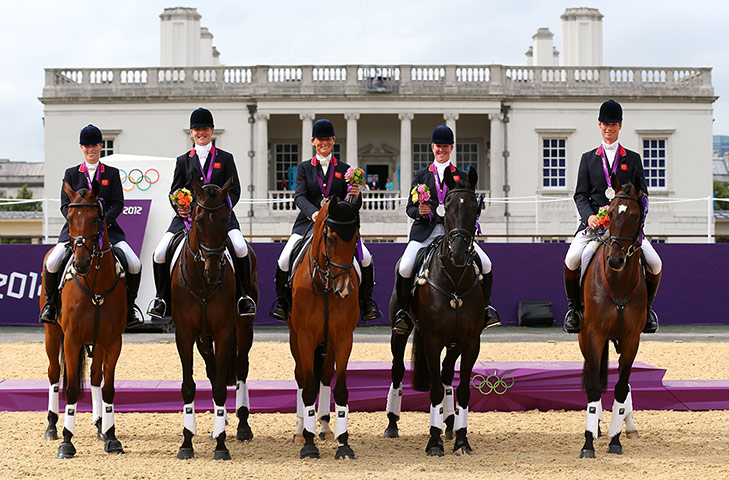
[{"x1": 0, "y1": 272, "x2": 42, "y2": 300}]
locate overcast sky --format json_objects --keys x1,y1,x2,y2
[{"x1": 1, "y1": 0, "x2": 727, "y2": 163}]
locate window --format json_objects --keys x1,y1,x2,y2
[
  {"x1": 274, "y1": 143, "x2": 299, "y2": 190},
  {"x1": 642, "y1": 139, "x2": 666, "y2": 189},
  {"x1": 333, "y1": 144, "x2": 343, "y2": 164},
  {"x1": 457, "y1": 143, "x2": 479, "y2": 176},
  {"x1": 100, "y1": 139, "x2": 114, "y2": 158},
  {"x1": 413, "y1": 143, "x2": 431, "y2": 172},
  {"x1": 542, "y1": 138, "x2": 566, "y2": 188}
]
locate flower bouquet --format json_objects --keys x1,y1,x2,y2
[
  {"x1": 410, "y1": 184, "x2": 431, "y2": 204},
  {"x1": 171, "y1": 188, "x2": 193, "y2": 229},
  {"x1": 583, "y1": 205, "x2": 610, "y2": 236},
  {"x1": 345, "y1": 166, "x2": 365, "y2": 203}
]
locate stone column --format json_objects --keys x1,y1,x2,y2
[
  {"x1": 489, "y1": 112, "x2": 504, "y2": 216},
  {"x1": 345, "y1": 113, "x2": 360, "y2": 167},
  {"x1": 300, "y1": 113, "x2": 314, "y2": 162},
  {"x1": 399, "y1": 113, "x2": 414, "y2": 193},
  {"x1": 255, "y1": 113, "x2": 270, "y2": 199},
  {"x1": 444, "y1": 112, "x2": 459, "y2": 150}
]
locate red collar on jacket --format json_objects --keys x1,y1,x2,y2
[
  {"x1": 596, "y1": 144, "x2": 627, "y2": 157},
  {"x1": 311, "y1": 156, "x2": 338, "y2": 166},
  {"x1": 189, "y1": 145, "x2": 216, "y2": 157},
  {"x1": 78, "y1": 162, "x2": 105, "y2": 173}
]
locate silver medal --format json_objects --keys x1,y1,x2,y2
[
  {"x1": 320, "y1": 198, "x2": 327, "y2": 208},
  {"x1": 605, "y1": 187, "x2": 615, "y2": 201},
  {"x1": 436, "y1": 204, "x2": 445, "y2": 216}
]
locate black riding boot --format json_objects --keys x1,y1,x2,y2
[
  {"x1": 147, "y1": 261, "x2": 169, "y2": 319},
  {"x1": 392, "y1": 273, "x2": 413, "y2": 334},
  {"x1": 359, "y1": 264, "x2": 381, "y2": 321},
  {"x1": 235, "y1": 255, "x2": 256, "y2": 316},
  {"x1": 481, "y1": 270, "x2": 500, "y2": 329},
  {"x1": 39, "y1": 268, "x2": 61, "y2": 325},
  {"x1": 563, "y1": 265, "x2": 582, "y2": 334},
  {"x1": 270, "y1": 266, "x2": 291, "y2": 322},
  {"x1": 125, "y1": 271, "x2": 143, "y2": 328},
  {"x1": 643, "y1": 271, "x2": 661, "y2": 334}
]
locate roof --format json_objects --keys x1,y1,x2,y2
[
  {"x1": 0, "y1": 159, "x2": 43, "y2": 177},
  {"x1": 0, "y1": 211, "x2": 43, "y2": 219}
]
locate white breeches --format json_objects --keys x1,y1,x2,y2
[
  {"x1": 277, "y1": 233, "x2": 372, "y2": 271},
  {"x1": 565, "y1": 228, "x2": 662, "y2": 274},
  {"x1": 154, "y1": 229, "x2": 248, "y2": 264},
  {"x1": 46, "y1": 240, "x2": 141, "y2": 274},
  {"x1": 398, "y1": 224, "x2": 491, "y2": 278}
]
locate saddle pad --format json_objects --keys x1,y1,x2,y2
[{"x1": 580, "y1": 241, "x2": 602, "y2": 286}]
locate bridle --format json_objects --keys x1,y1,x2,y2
[
  {"x1": 309, "y1": 214, "x2": 357, "y2": 294},
  {"x1": 67, "y1": 201, "x2": 110, "y2": 272},
  {"x1": 441, "y1": 188, "x2": 478, "y2": 261},
  {"x1": 603, "y1": 192, "x2": 646, "y2": 260},
  {"x1": 184, "y1": 195, "x2": 231, "y2": 268}
]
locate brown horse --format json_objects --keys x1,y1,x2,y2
[
  {"x1": 40, "y1": 181, "x2": 128, "y2": 459},
  {"x1": 171, "y1": 178, "x2": 258, "y2": 461},
  {"x1": 389, "y1": 167, "x2": 484, "y2": 457},
  {"x1": 288, "y1": 196, "x2": 360, "y2": 459},
  {"x1": 578, "y1": 173, "x2": 646, "y2": 458}
]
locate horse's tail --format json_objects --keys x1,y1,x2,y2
[
  {"x1": 411, "y1": 328, "x2": 430, "y2": 392},
  {"x1": 60, "y1": 343, "x2": 87, "y2": 402},
  {"x1": 582, "y1": 340, "x2": 610, "y2": 393},
  {"x1": 226, "y1": 328, "x2": 238, "y2": 387}
]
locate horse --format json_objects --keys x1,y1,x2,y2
[
  {"x1": 385, "y1": 167, "x2": 484, "y2": 457},
  {"x1": 578, "y1": 173, "x2": 646, "y2": 458},
  {"x1": 170, "y1": 178, "x2": 259, "y2": 461},
  {"x1": 40, "y1": 181, "x2": 128, "y2": 459},
  {"x1": 288, "y1": 196, "x2": 360, "y2": 460}
]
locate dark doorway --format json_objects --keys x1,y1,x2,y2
[{"x1": 365, "y1": 164, "x2": 388, "y2": 190}]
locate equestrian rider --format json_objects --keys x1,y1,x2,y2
[
  {"x1": 271, "y1": 118, "x2": 380, "y2": 321},
  {"x1": 391, "y1": 124, "x2": 499, "y2": 334},
  {"x1": 39, "y1": 124, "x2": 143, "y2": 328},
  {"x1": 147, "y1": 107, "x2": 256, "y2": 318},
  {"x1": 563, "y1": 99, "x2": 662, "y2": 334}
]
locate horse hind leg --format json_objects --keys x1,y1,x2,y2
[
  {"x1": 441, "y1": 346, "x2": 459, "y2": 441},
  {"x1": 452, "y1": 340, "x2": 478, "y2": 456},
  {"x1": 384, "y1": 327, "x2": 409, "y2": 439},
  {"x1": 235, "y1": 320, "x2": 254, "y2": 442},
  {"x1": 332, "y1": 339, "x2": 355, "y2": 460},
  {"x1": 43, "y1": 325, "x2": 62, "y2": 441},
  {"x1": 89, "y1": 351, "x2": 105, "y2": 441},
  {"x1": 317, "y1": 382, "x2": 335, "y2": 441},
  {"x1": 175, "y1": 334, "x2": 197, "y2": 460},
  {"x1": 101, "y1": 341, "x2": 125, "y2": 455},
  {"x1": 624, "y1": 385, "x2": 639, "y2": 439}
]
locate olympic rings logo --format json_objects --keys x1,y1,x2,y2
[
  {"x1": 471, "y1": 372, "x2": 515, "y2": 395},
  {"x1": 120, "y1": 168, "x2": 160, "y2": 191}
]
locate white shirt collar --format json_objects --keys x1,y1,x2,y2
[
  {"x1": 433, "y1": 160, "x2": 452, "y2": 180},
  {"x1": 85, "y1": 161, "x2": 99, "y2": 174},
  {"x1": 316, "y1": 153, "x2": 332, "y2": 173},
  {"x1": 195, "y1": 142, "x2": 213, "y2": 165},
  {"x1": 602, "y1": 140, "x2": 619, "y2": 167}
]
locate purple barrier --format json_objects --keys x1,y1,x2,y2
[{"x1": 2, "y1": 243, "x2": 729, "y2": 326}]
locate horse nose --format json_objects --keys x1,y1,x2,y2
[
  {"x1": 334, "y1": 276, "x2": 354, "y2": 299},
  {"x1": 608, "y1": 254, "x2": 625, "y2": 270}
]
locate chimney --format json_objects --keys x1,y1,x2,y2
[{"x1": 560, "y1": 7, "x2": 603, "y2": 66}]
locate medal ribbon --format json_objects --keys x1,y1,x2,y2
[
  {"x1": 82, "y1": 162, "x2": 102, "y2": 189},
  {"x1": 599, "y1": 144, "x2": 620, "y2": 193},
  {"x1": 431, "y1": 164, "x2": 448, "y2": 206},
  {"x1": 316, "y1": 157, "x2": 337, "y2": 198},
  {"x1": 200, "y1": 146, "x2": 217, "y2": 184}
]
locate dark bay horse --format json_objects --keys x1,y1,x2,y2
[
  {"x1": 386, "y1": 167, "x2": 484, "y2": 457},
  {"x1": 171, "y1": 179, "x2": 258, "y2": 461},
  {"x1": 288, "y1": 196, "x2": 360, "y2": 460},
  {"x1": 578, "y1": 173, "x2": 646, "y2": 458},
  {"x1": 41, "y1": 181, "x2": 127, "y2": 459}
]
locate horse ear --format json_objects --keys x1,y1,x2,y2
[
  {"x1": 443, "y1": 167, "x2": 456, "y2": 190},
  {"x1": 221, "y1": 177, "x2": 233, "y2": 197},
  {"x1": 610, "y1": 173, "x2": 622, "y2": 194},
  {"x1": 62, "y1": 181, "x2": 76, "y2": 201},
  {"x1": 91, "y1": 179, "x2": 100, "y2": 198},
  {"x1": 632, "y1": 171, "x2": 642, "y2": 196},
  {"x1": 191, "y1": 177, "x2": 203, "y2": 199},
  {"x1": 329, "y1": 195, "x2": 338, "y2": 211},
  {"x1": 468, "y1": 166, "x2": 478, "y2": 190}
]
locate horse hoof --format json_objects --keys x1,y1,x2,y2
[
  {"x1": 444, "y1": 429, "x2": 454, "y2": 441},
  {"x1": 335, "y1": 445, "x2": 355, "y2": 460},
  {"x1": 579, "y1": 449, "x2": 596, "y2": 459},
  {"x1": 43, "y1": 427, "x2": 58, "y2": 441},
  {"x1": 300, "y1": 444, "x2": 320, "y2": 459},
  {"x1": 214, "y1": 449, "x2": 232, "y2": 461},
  {"x1": 237, "y1": 427, "x2": 254, "y2": 442},
  {"x1": 383, "y1": 427, "x2": 399, "y2": 439},
  {"x1": 293, "y1": 434, "x2": 305, "y2": 445},
  {"x1": 426, "y1": 447, "x2": 444, "y2": 457},
  {"x1": 104, "y1": 439, "x2": 125, "y2": 454},
  {"x1": 625, "y1": 429, "x2": 640, "y2": 440},
  {"x1": 319, "y1": 431, "x2": 334, "y2": 442},
  {"x1": 454, "y1": 446, "x2": 473, "y2": 456},
  {"x1": 607, "y1": 444, "x2": 623, "y2": 455},
  {"x1": 176, "y1": 447, "x2": 194, "y2": 460},
  {"x1": 57, "y1": 442, "x2": 76, "y2": 459},
  {"x1": 95, "y1": 419, "x2": 105, "y2": 441}
]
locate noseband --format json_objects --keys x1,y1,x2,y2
[
  {"x1": 604, "y1": 193, "x2": 645, "y2": 259},
  {"x1": 186, "y1": 196, "x2": 231, "y2": 266},
  {"x1": 68, "y1": 201, "x2": 109, "y2": 269},
  {"x1": 310, "y1": 215, "x2": 357, "y2": 294}
]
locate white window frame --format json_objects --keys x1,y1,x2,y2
[
  {"x1": 535, "y1": 128, "x2": 575, "y2": 193},
  {"x1": 636, "y1": 129, "x2": 674, "y2": 193},
  {"x1": 99, "y1": 129, "x2": 121, "y2": 158},
  {"x1": 273, "y1": 142, "x2": 300, "y2": 190}
]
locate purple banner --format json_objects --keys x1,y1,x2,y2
[
  {"x1": 116, "y1": 199, "x2": 152, "y2": 256},
  {"x1": 3, "y1": 242, "x2": 729, "y2": 326}
]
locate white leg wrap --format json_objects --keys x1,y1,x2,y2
[
  {"x1": 91, "y1": 386, "x2": 102, "y2": 423},
  {"x1": 608, "y1": 399, "x2": 627, "y2": 438},
  {"x1": 48, "y1": 383, "x2": 60, "y2": 415},
  {"x1": 303, "y1": 404, "x2": 317, "y2": 435},
  {"x1": 64, "y1": 403, "x2": 77, "y2": 435},
  {"x1": 585, "y1": 400, "x2": 602, "y2": 439},
  {"x1": 625, "y1": 385, "x2": 637, "y2": 432},
  {"x1": 183, "y1": 402, "x2": 196, "y2": 435},
  {"x1": 385, "y1": 383, "x2": 403, "y2": 417},
  {"x1": 236, "y1": 381, "x2": 250, "y2": 410},
  {"x1": 317, "y1": 382, "x2": 331, "y2": 420},
  {"x1": 454, "y1": 404, "x2": 468, "y2": 431},
  {"x1": 102, "y1": 401, "x2": 114, "y2": 435},
  {"x1": 443, "y1": 384, "x2": 455, "y2": 417},
  {"x1": 295, "y1": 389, "x2": 304, "y2": 435},
  {"x1": 334, "y1": 404, "x2": 349, "y2": 441},
  {"x1": 212, "y1": 404, "x2": 227, "y2": 439},
  {"x1": 429, "y1": 402, "x2": 444, "y2": 431}
]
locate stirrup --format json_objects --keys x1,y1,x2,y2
[
  {"x1": 237, "y1": 295, "x2": 256, "y2": 316},
  {"x1": 39, "y1": 303, "x2": 58, "y2": 325},
  {"x1": 392, "y1": 309, "x2": 412, "y2": 335},
  {"x1": 126, "y1": 305, "x2": 144, "y2": 328},
  {"x1": 146, "y1": 297, "x2": 167, "y2": 319},
  {"x1": 484, "y1": 305, "x2": 501, "y2": 329},
  {"x1": 643, "y1": 309, "x2": 659, "y2": 334},
  {"x1": 563, "y1": 309, "x2": 582, "y2": 334},
  {"x1": 360, "y1": 300, "x2": 381, "y2": 321},
  {"x1": 269, "y1": 298, "x2": 289, "y2": 322}
]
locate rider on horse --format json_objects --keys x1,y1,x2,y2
[
  {"x1": 147, "y1": 107, "x2": 256, "y2": 319},
  {"x1": 391, "y1": 124, "x2": 499, "y2": 334},
  {"x1": 39, "y1": 124, "x2": 143, "y2": 328},
  {"x1": 563, "y1": 99, "x2": 662, "y2": 334},
  {"x1": 271, "y1": 118, "x2": 380, "y2": 322}
]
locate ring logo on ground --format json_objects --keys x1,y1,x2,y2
[
  {"x1": 471, "y1": 373, "x2": 515, "y2": 395},
  {"x1": 120, "y1": 168, "x2": 160, "y2": 191}
]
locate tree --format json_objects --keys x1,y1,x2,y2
[{"x1": 0, "y1": 184, "x2": 42, "y2": 212}]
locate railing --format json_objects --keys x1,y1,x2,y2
[{"x1": 42, "y1": 65, "x2": 714, "y2": 99}]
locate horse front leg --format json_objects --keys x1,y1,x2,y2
[
  {"x1": 296, "y1": 332, "x2": 320, "y2": 459},
  {"x1": 578, "y1": 333, "x2": 607, "y2": 459},
  {"x1": 424, "y1": 335, "x2": 445, "y2": 457},
  {"x1": 384, "y1": 326, "x2": 410, "y2": 439},
  {"x1": 210, "y1": 329, "x2": 235, "y2": 461},
  {"x1": 101, "y1": 339, "x2": 124, "y2": 455},
  {"x1": 235, "y1": 317, "x2": 254, "y2": 442},
  {"x1": 57, "y1": 339, "x2": 83, "y2": 459},
  {"x1": 453, "y1": 337, "x2": 479, "y2": 456},
  {"x1": 317, "y1": 352, "x2": 335, "y2": 442},
  {"x1": 607, "y1": 338, "x2": 640, "y2": 455},
  {"x1": 175, "y1": 331, "x2": 197, "y2": 460},
  {"x1": 441, "y1": 345, "x2": 460, "y2": 440},
  {"x1": 331, "y1": 329, "x2": 355, "y2": 460},
  {"x1": 43, "y1": 324, "x2": 62, "y2": 441}
]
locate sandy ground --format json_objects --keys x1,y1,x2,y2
[{"x1": 1, "y1": 340, "x2": 728, "y2": 479}]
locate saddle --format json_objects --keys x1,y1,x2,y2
[
  {"x1": 410, "y1": 235, "x2": 444, "y2": 294},
  {"x1": 288, "y1": 231, "x2": 314, "y2": 283}
]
